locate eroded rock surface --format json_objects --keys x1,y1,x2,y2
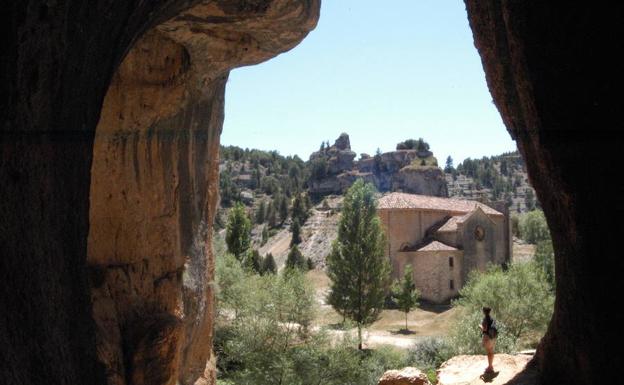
[
  {"x1": 437, "y1": 354, "x2": 535, "y2": 385},
  {"x1": 308, "y1": 134, "x2": 448, "y2": 197},
  {"x1": 87, "y1": 2, "x2": 319, "y2": 385},
  {"x1": 378, "y1": 367, "x2": 431, "y2": 385}
]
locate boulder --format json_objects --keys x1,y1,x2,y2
[{"x1": 378, "y1": 367, "x2": 431, "y2": 385}]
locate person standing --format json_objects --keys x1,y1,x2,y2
[{"x1": 479, "y1": 306, "x2": 497, "y2": 373}]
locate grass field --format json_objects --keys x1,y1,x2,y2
[{"x1": 306, "y1": 269, "x2": 459, "y2": 349}]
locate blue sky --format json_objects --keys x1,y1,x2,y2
[{"x1": 221, "y1": 0, "x2": 517, "y2": 165}]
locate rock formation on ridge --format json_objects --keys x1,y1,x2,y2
[{"x1": 308, "y1": 134, "x2": 448, "y2": 197}]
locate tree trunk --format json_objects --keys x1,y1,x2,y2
[
  {"x1": 357, "y1": 324, "x2": 362, "y2": 350},
  {"x1": 405, "y1": 312, "x2": 408, "y2": 331}
]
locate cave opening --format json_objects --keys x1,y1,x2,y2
[{"x1": 2, "y1": 2, "x2": 622, "y2": 385}]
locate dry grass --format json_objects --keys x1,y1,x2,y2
[{"x1": 306, "y1": 269, "x2": 459, "y2": 344}]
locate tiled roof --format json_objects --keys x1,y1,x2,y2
[
  {"x1": 416, "y1": 240, "x2": 459, "y2": 252},
  {"x1": 437, "y1": 214, "x2": 469, "y2": 232},
  {"x1": 377, "y1": 192, "x2": 502, "y2": 216}
]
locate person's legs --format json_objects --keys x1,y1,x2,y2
[{"x1": 483, "y1": 336, "x2": 495, "y2": 372}]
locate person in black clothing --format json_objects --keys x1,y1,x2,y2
[{"x1": 478, "y1": 306, "x2": 496, "y2": 373}]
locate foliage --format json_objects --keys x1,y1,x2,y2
[
  {"x1": 216, "y1": 238, "x2": 412, "y2": 385},
  {"x1": 450, "y1": 262, "x2": 554, "y2": 353},
  {"x1": 326, "y1": 179, "x2": 391, "y2": 348},
  {"x1": 391, "y1": 265, "x2": 420, "y2": 331},
  {"x1": 286, "y1": 245, "x2": 306, "y2": 271},
  {"x1": 278, "y1": 194, "x2": 289, "y2": 224},
  {"x1": 396, "y1": 138, "x2": 430, "y2": 151},
  {"x1": 219, "y1": 170, "x2": 240, "y2": 206},
  {"x1": 246, "y1": 249, "x2": 262, "y2": 274},
  {"x1": 255, "y1": 200, "x2": 266, "y2": 224},
  {"x1": 267, "y1": 201, "x2": 277, "y2": 228},
  {"x1": 291, "y1": 192, "x2": 310, "y2": 225},
  {"x1": 261, "y1": 225, "x2": 269, "y2": 245},
  {"x1": 535, "y1": 239, "x2": 555, "y2": 289},
  {"x1": 525, "y1": 188, "x2": 536, "y2": 211},
  {"x1": 216, "y1": 268, "x2": 316, "y2": 385},
  {"x1": 225, "y1": 202, "x2": 251, "y2": 260},
  {"x1": 519, "y1": 209, "x2": 550, "y2": 244},
  {"x1": 408, "y1": 337, "x2": 452, "y2": 382},
  {"x1": 444, "y1": 155, "x2": 454, "y2": 173},
  {"x1": 262, "y1": 253, "x2": 277, "y2": 274},
  {"x1": 290, "y1": 219, "x2": 302, "y2": 246}
]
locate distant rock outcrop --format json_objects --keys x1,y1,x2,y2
[
  {"x1": 378, "y1": 367, "x2": 431, "y2": 385},
  {"x1": 308, "y1": 134, "x2": 448, "y2": 197}
]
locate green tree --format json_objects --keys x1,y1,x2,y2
[
  {"x1": 392, "y1": 265, "x2": 420, "y2": 331},
  {"x1": 291, "y1": 192, "x2": 309, "y2": 225},
  {"x1": 225, "y1": 202, "x2": 251, "y2": 260},
  {"x1": 267, "y1": 201, "x2": 277, "y2": 228},
  {"x1": 279, "y1": 194, "x2": 289, "y2": 224},
  {"x1": 255, "y1": 200, "x2": 266, "y2": 224},
  {"x1": 290, "y1": 219, "x2": 302, "y2": 246},
  {"x1": 326, "y1": 179, "x2": 391, "y2": 349},
  {"x1": 246, "y1": 249, "x2": 262, "y2": 274},
  {"x1": 262, "y1": 253, "x2": 277, "y2": 274},
  {"x1": 519, "y1": 209, "x2": 550, "y2": 244},
  {"x1": 444, "y1": 156, "x2": 454, "y2": 173},
  {"x1": 286, "y1": 245, "x2": 306, "y2": 271},
  {"x1": 261, "y1": 225, "x2": 269, "y2": 246},
  {"x1": 535, "y1": 239, "x2": 555, "y2": 289}
]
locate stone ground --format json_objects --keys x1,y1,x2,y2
[{"x1": 437, "y1": 354, "x2": 537, "y2": 385}]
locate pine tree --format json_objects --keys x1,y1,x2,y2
[
  {"x1": 444, "y1": 155, "x2": 454, "y2": 173},
  {"x1": 279, "y1": 195, "x2": 289, "y2": 224},
  {"x1": 291, "y1": 193, "x2": 308, "y2": 225},
  {"x1": 255, "y1": 200, "x2": 266, "y2": 224},
  {"x1": 246, "y1": 249, "x2": 262, "y2": 274},
  {"x1": 262, "y1": 253, "x2": 277, "y2": 274},
  {"x1": 326, "y1": 179, "x2": 390, "y2": 349},
  {"x1": 267, "y1": 202, "x2": 277, "y2": 228},
  {"x1": 392, "y1": 265, "x2": 420, "y2": 331},
  {"x1": 261, "y1": 225, "x2": 269, "y2": 245},
  {"x1": 286, "y1": 245, "x2": 306, "y2": 270},
  {"x1": 225, "y1": 202, "x2": 251, "y2": 261},
  {"x1": 306, "y1": 257, "x2": 315, "y2": 271},
  {"x1": 290, "y1": 219, "x2": 302, "y2": 246}
]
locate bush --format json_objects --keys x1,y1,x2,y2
[
  {"x1": 448, "y1": 262, "x2": 554, "y2": 353},
  {"x1": 519, "y1": 210, "x2": 550, "y2": 244}
]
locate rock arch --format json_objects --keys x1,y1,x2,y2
[{"x1": 1, "y1": 2, "x2": 622, "y2": 385}]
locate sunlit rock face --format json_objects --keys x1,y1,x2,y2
[
  {"x1": 1, "y1": 2, "x2": 318, "y2": 385},
  {"x1": 88, "y1": 2, "x2": 319, "y2": 385},
  {"x1": 464, "y1": 2, "x2": 624, "y2": 384}
]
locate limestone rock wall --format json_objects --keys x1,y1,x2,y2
[
  {"x1": 1, "y1": 1, "x2": 319, "y2": 385},
  {"x1": 88, "y1": 2, "x2": 320, "y2": 385}
]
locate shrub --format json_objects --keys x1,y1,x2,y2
[
  {"x1": 449, "y1": 262, "x2": 554, "y2": 353},
  {"x1": 519, "y1": 210, "x2": 550, "y2": 244}
]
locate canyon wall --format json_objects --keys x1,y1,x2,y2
[
  {"x1": 1, "y1": 1, "x2": 318, "y2": 385},
  {"x1": 465, "y1": 2, "x2": 624, "y2": 384},
  {"x1": 88, "y1": 2, "x2": 319, "y2": 385}
]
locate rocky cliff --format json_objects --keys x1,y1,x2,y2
[{"x1": 308, "y1": 134, "x2": 448, "y2": 197}]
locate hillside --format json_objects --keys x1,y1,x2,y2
[
  {"x1": 216, "y1": 138, "x2": 538, "y2": 268},
  {"x1": 445, "y1": 151, "x2": 538, "y2": 213}
]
